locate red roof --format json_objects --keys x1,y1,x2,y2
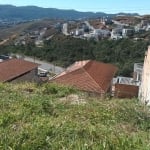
[
  {"x1": 0, "y1": 58, "x2": 39, "y2": 82},
  {"x1": 51, "y1": 60, "x2": 118, "y2": 94}
]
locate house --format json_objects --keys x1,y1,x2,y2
[
  {"x1": 111, "y1": 28, "x2": 122, "y2": 40},
  {"x1": 141, "y1": 20, "x2": 150, "y2": 27},
  {"x1": 0, "y1": 58, "x2": 39, "y2": 83},
  {"x1": 112, "y1": 63, "x2": 143, "y2": 98},
  {"x1": 50, "y1": 60, "x2": 117, "y2": 96},
  {"x1": 93, "y1": 29, "x2": 110, "y2": 38},
  {"x1": 146, "y1": 25, "x2": 150, "y2": 31},
  {"x1": 35, "y1": 40, "x2": 44, "y2": 47},
  {"x1": 134, "y1": 25, "x2": 145, "y2": 33},
  {"x1": 83, "y1": 33, "x2": 96, "y2": 40},
  {"x1": 139, "y1": 46, "x2": 150, "y2": 105},
  {"x1": 75, "y1": 29, "x2": 84, "y2": 36},
  {"x1": 122, "y1": 28, "x2": 134, "y2": 37},
  {"x1": 101, "y1": 17, "x2": 112, "y2": 25}
]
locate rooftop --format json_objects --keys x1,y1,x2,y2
[
  {"x1": 0, "y1": 58, "x2": 39, "y2": 82},
  {"x1": 51, "y1": 60, "x2": 118, "y2": 94}
]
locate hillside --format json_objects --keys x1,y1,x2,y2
[
  {"x1": 2, "y1": 34, "x2": 148, "y2": 76},
  {"x1": 0, "y1": 19, "x2": 62, "y2": 40},
  {"x1": 0, "y1": 83, "x2": 150, "y2": 149},
  {"x1": 0, "y1": 5, "x2": 138, "y2": 20}
]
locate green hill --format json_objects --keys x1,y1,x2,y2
[
  {"x1": 0, "y1": 19, "x2": 61, "y2": 39},
  {"x1": 0, "y1": 83, "x2": 150, "y2": 149}
]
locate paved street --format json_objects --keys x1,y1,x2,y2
[{"x1": 24, "y1": 56, "x2": 64, "y2": 75}]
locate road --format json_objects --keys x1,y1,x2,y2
[
  {"x1": 0, "y1": 34, "x2": 17, "y2": 45},
  {"x1": 112, "y1": 20, "x2": 129, "y2": 27},
  {"x1": 23, "y1": 56, "x2": 64, "y2": 75},
  {"x1": 0, "y1": 39, "x2": 9, "y2": 45}
]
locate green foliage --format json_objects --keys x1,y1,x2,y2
[
  {"x1": 0, "y1": 83, "x2": 150, "y2": 149},
  {"x1": 0, "y1": 34, "x2": 149, "y2": 76},
  {"x1": 42, "y1": 83, "x2": 77, "y2": 97}
]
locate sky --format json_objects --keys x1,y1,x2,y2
[{"x1": 0, "y1": 0, "x2": 150, "y2": 15}]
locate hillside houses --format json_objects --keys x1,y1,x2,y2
[
  {"x1": 60, "y1": 17, "x2": 150, "y2": 41},
  {"x1": 0, "y1": 54, "x2": 150, "y2": 105},
  {"x1": 15, "y1": 28, "x2": 47, "y2": 47},
  {"x1": 11, "y1": 17, "x2": 150, "y2": 46},
  {"x1": 49, "y1": 59, "x2": 145, "y2": 99}
]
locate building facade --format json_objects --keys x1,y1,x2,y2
[
  {"x1": 139, "y1": 46, "x2": 150, "y2": 105},
  {"x1": 112, "y1": 76, "x2": 139, "y2": 98}
]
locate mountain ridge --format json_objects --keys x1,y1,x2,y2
[{"x1": 0, "y1": 5, "x2": 139, "y2": 20}]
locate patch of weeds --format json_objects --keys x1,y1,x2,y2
[
  {"x1": 42, "y1": 101, "x2": 58, "y2": 117},
  {"x1": 42, "y1": 83, "x2": 77, "y2": 97}
]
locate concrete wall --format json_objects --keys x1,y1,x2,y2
[{"x1": 139, "y1": 46, "x2": 150, "y2": 105}]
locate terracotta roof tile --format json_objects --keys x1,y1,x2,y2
[
  {"x1": 52, "y1": 68, "x2": 103, "y2": 94},
  {"x1": 56, "y1": 60, "x2": 90, "y2": 77},
  {"x1": 51, "y1": 60, "x2": 117, "y2": 94},
  {"x1": 0, "y1": 58, "x2": 39, "y2": 82},
  {"x1": 83, "y1": 60, "x2": 118, "y2": 92}
]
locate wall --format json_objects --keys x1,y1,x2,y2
[
  {"x1": 10, "y1": 69, "x2": 40, "y2": 83},
  {"x1": 139, "y1": 46, "x2": 150, "y2": 105},
  {"x1": 115, "y1": 84, "x2": 139, "y2": 98}
]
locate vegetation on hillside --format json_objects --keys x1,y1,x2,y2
[
  {"x1": 0, "y1": 34, "x2": 149, "y2": 76},
  {"x1": 0, "y1": 19, "x2": 63, "y2": 39},
  {"x1": 0, "y1": 83, "x2": 150, "y2": 149}
]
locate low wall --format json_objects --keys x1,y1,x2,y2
[{"x1": 115, "y1": 84, "x2": 139, "y2": 98}]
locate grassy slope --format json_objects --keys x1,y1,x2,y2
[{"x1": 0, "y1": 83, "x2": 150, "y2": 150}]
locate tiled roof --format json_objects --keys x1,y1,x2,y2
[
  {"x1": 0, "y1": 58, "x2": 39, "y2": 82},
  {"x1": 51, "y1": 60, "x2": 117, "y2": 94},
  {"x1": 56, "y1": 60, "x2": 90, "y2": 78}
]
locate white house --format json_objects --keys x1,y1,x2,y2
[
  {"x1": 93, "y1": 29, "x2": 110, "y2": 38},
  {"x1": 111, "y1": 28, "x2": 122, "y2": 39},
  {"x1": 146, "y1": 25, "x2": 150, "y2": 31},
  {"x1": 75, "y1": 29, "x2": 84, "y2": 36},
  {"x1": 122, "y1": 29, "x2": 134, "y2": 37}
]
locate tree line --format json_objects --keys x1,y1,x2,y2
[{"x1": 0, "y1": 34, "x2": 149, "y2": 76}]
